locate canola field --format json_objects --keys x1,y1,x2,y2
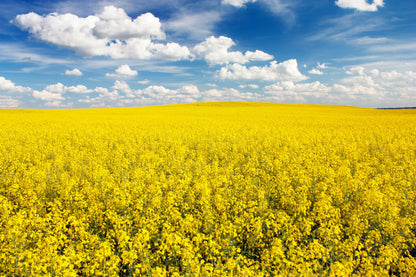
[{"x1": 1, "y1": 102, "x2": 416, "y2": 276}]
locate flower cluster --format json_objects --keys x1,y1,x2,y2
[{"x1": 0, "y1": 103, "x2": 415, "y2": 276}]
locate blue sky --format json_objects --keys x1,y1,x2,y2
[{"x1": 0, "y1": 0, "x2": 415, "y2": 108}]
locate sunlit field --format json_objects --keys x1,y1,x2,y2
[{"x1": 1, "y1": 102, "x2": 416, "y2": 276}]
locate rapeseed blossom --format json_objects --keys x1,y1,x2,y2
[{"x1": 0, "y1": 103, "x2": 415, "y2": 276}]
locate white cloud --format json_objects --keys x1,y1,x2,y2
[
  {"x1": 138, "y1": 79, "x2": 150, "y2": 85},
  {"x1": 64, "y1": 68, "x2": 83, "y2": 76},
  {"x1": 308, "y1": 14, "x2": 384, "y2": 43},
  {"x1": 262, "y1": 66, "x2": 416, "y2": 107},
  {"x1": 32, "y1": 82, "x2": 95, "y2": 102},
  {"x1": 265, "y1": 81, "x2": 330, "y2": 95},
  {"x1": 335, "y1": 0, "x2": 384, "y2": 12},
  {"x1": 93, "y1": 6, "x2": 165, "y2": 40},
  {"x1": 180, "y1": 85, "x2": 200, "y2": 95},
  {"x1": 152, "y1": 42, "x2": 192, "y2": 61},
  {"x1": 239, "y1": 84, "x2": 259, "y2": 89},
  {"x1": 43, "y1": 83, "x2": 65, "y2": 94},
  {"x1": 44, "y1": 100, "x2": 73, "y2": 108},
  {"x1": 219, "y1": 59, "x2": 307, "y2": 81},
  {"x1": 0, "y1": 96, "x2": 22, "y2": 108},
  {"x1": 222, "y1": 0, "x2": 257, "y2": 7},
  {"x1": 106, "y1": 65, "x2": 138, "y2": 78},
  {"x1": 245, "y1": 50, "x2": 275, "y2": 62},
  {"x1": 33, "y1": 89, "x2": 65, "y2": 101},
  {"x1": 346, "y1": 66, "x2": 365, "y2": 75},
  {"x1": 343, "y1": 67, "x2": 416, "y2": 91},
  {"x1": 78, "y1": 80, "x2": 259, "y2": 107},
  {"x1": 0, "y1": 76, "x2": 32, "y2": 94},
  {"x1": 317, "y1": 62, "x2": 328, "y2": 69},
  {"x1": 112, "y1": 80, "x2": 134, "y2": 97},
  {"x1": 12, "y1": 6, "x2": 191, "y2": 61},
  {"x1": 309, "y1": 69, "x2": 324, "y2": 75},
  {"x1": 66, "y1": 85, "x2": 93, "y2": 94},
  {"x1": 353, "y1": 36, "x2": 388, "y2": 45},
  {"x1": 193, "y1": 36, "x2": 273, "y2": 65},
  {"x1": 308, "y1": 62, "x2": 328, "y2": 75}
]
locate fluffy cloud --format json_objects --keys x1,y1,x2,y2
[
  {"x1": 152, "y1": 42, "x2": 192, "y2": 61},
  {"x1": 4, "y1": 64, "x2": 416, "y2": 108},
  {"x1": 112, "y1": 80, "x2": 135, "y2": 97},
  {"x1": 32, "y1": 82, "x2": 95, "y2": 103},
  {"x1": 309, "y1": 69, "x2": 324, "y2": 75},
  {"x1": 64, "y1": 68, "x2": 83, "y2": 76},
  {"x1": 222, "y1": 0, "x2": 257, "y2": 7},
  {"x1": 308, "y1": 62, "x2": 328, "y2": 75},
  {"x1": 342, "y1": 67, "x2": 416, "y2": 93},
  {"x1": 219, "y1": 59, "x2": 307, "y2": 81},
  {"x1": 263, "y1": 66, "x2": 416, "y2": 107},
  {"x1": 0, "y1": 96, "x2": 22, "y2": 108},
  {"x1": 33, "y1": 89, "x2": 65, "y2": 102},
  {"x1": 0, "y1": 76, "x2": 32, "y2": 94},
  {"x1": 80, "y1": 80, "x2": 259, "y2": 107},
  {"x1": 317, "y1": 62, "x2": 328, "y2": 69},
  {"x1": 346, "y1": 66, "x2": 365, "y2": 75},
  {"x1": 106, "y1": 65, "x2": 138, "y2": 78},
  {"x1": 66, "y1": 85, "x2": 93, "y2": 94},
  {"x1": 79, "y1": 88, "x2": 120, "y2": 108},
  {"x1": 193, "y1": 36, "x2": 273, "y2": 65},
  {"x1": 265, "y1": 81, "x2": 330, "y2": 96},
  {"x1": 335, "y1": 0, "x2": 384, "y2": 12},
  {"x1": 93, "y1": 6, "x2": 165, "y2": 40},
  {"x1": 12, "y1": 6, "x2": 191, "y2": 61}
]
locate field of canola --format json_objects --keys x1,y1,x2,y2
[{"x1": 1, "y1": 102, "x2": 416, "y2": 276}]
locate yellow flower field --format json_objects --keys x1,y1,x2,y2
[{"x1": 0, "y1": 102, "x2": 415, "y2": 276}]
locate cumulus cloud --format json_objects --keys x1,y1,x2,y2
[
  {"x1": 308, "y1": 62, "x2": 328, "y2": 75},
  {"x1": 80, "y1": 80, "x2": 260, "y2": 107},
  {"x1": 0, "y1": 76, "x2": 32, "y2": 94},
  {"x1": 32, "y1": 82, "x2": 95, "y2": 104},
  {"x1": 0, "y1": 96, "x2": 22, "y2": 108},
  {"x1": 112, "y1": 80, "x2": 134, "y2": 97},
  {"x1": 262, "y1": 66, "x2": 416, "y2": 107},
  {"x1": 33, "y1": 88, "x2": 65, "y2": 102},
  {"x1": 106, "y1": 65, "x2": 138, "y2": 78},
  {"x1": 193, "y1": 36, "x2": 273, "y2": 65},
  {"x1": 342, "y1": 67, "x2": 416, "y2": 91},
  {"x1": 4, "y1": 64, "x2": 416, "y2": 108},
  {"x1": 222, "y1": 0, "x2": 257, "y2": 7},
  {"x1": 309, "y1": 69, "x2": 324, "y2": 75},
  {"x1": 263, "y1": 81, "x2": 331, "y2": 103},
  {"x1": 335, "y1": 0, "x2": 384, "y2": 12},
  {"x1": 219, "y1": 59, "x2": 307, "y2": 82},
  {"x1": 152, "y1": 42, "x2": 192, "y2": 61},
  {"x1": 66, "y1": 85, "x2": 93, "y2": 94},
  {"x1": 64, "y1": 68, "x2": 83, "y2": 76},
  {"x1": 93, "y1": 6, "x2": 165, "y2": 40},
  {"x1": 346, "y1": 66, "x2": 365, "y2": 75},
  {"x1": 12, "y1": 6, "x2": 191, "y2": 61},
  {"x1": 317, "y1": 62, "x2": 328, "y2": 69},
  {"x1": 265, "y1": 81, "x2": 330, "y2": 96}
]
